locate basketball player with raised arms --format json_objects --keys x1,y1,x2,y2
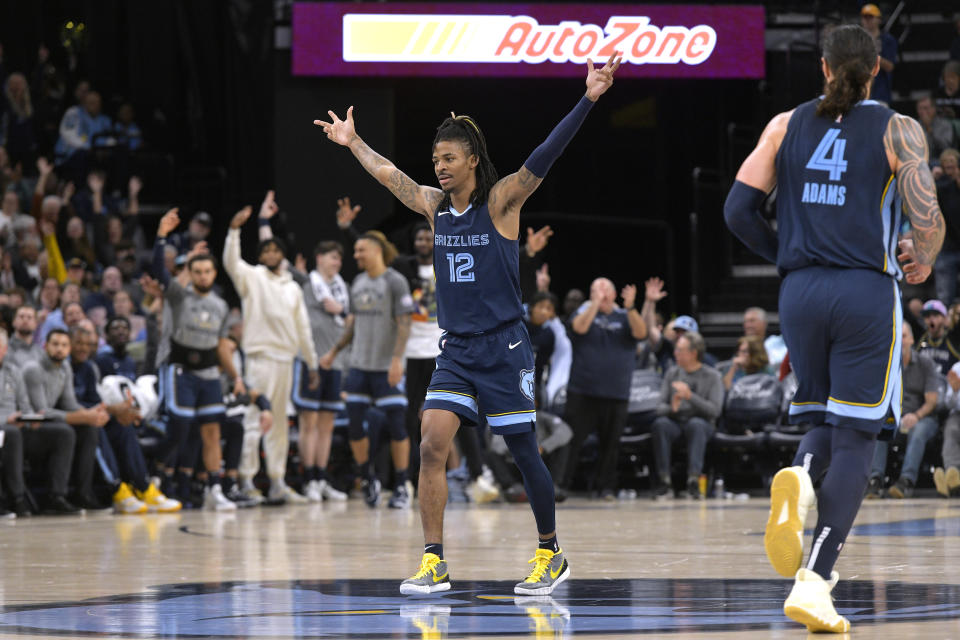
[
  {"x1": 317, "y1": 52, "x2": 622, "y2": 596},
  {"x1": 725, "y1": 25, "x2": 944, "y2": 632}
]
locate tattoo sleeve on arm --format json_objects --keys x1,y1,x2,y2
[
  {"x1": 349, "y1": 136, "x2": 439, "y2": 218},
  {"x1": 393, "y1": 314, "x2": 411, "y2": 358},
  {"x1": 885, "y1": 115, "x2": 945, "y2": 265},
  {"x1": 489, "y1": 166, "x2": 544, "y2": 215}
]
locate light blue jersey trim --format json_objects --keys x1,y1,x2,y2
[
  {"x1": 345, "y1": 393, "x2": 372, "y2": 404},
  {"x1": 487, "y1": 410, "x2": 537, "y2": 427},
  {"x1": 375, "y1": 395, "x2": 408, "y2": 408}
]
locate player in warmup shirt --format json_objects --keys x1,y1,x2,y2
[
  {"x1": 317, "y1": 52, "x2": 621, "y2": 595},
  {"x1": 320, "y1": 231, "x2": 414, "y2": 508},
  {"x1": 725, "y1": 25, "x2": 944, "y2": 633},
  {"x1": 153, "y1": 208, "x2": 239, "y2": 512}
]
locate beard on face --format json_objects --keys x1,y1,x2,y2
[
  {"x1": 193, "y1": 282, "x2": 213, "y2": 294},
  {"x1": 48, "y1": 351, "x2": 67, "y2": 363}
]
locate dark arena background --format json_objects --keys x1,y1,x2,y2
[{"x1": 0, "y1": 1, "x2": 958, "y2": 639}]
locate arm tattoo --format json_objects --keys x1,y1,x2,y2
[
  {"x1": 490, "y1": 166, "x2": 543, "y2": 215},
  {"x1": 885, "y1": 115, "x2": 945, "y2": 266},
  {"x1": 349, "y1": 135, "x2": 437, "y2": 219},
  {"x1": 393, "y1": 314, "x2": 411, "y2": 358},
  {"x1": 335, "y1": 317, "x2": 355, "y2": 351}
]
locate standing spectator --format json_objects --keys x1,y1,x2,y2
[
  {"x1": 519, "y1": 225, "x2": 553, "y2": 303},
  {"x1": 319, "y1": 231, "x2": 415, "y2": 508},
  {"x1": 8, "y1": 305, "x2": 42, "y2": 368},
  {"x1": 223, "y1": 202, "x2": 318, "y2": 503},
  {"x1": 866, "y1": 323, "x2": 940, "y2": 499},
  {"x1": 1, "y1": 73, "x2": 36, "y2": 166},
  {"x1": 936, "y1": 359, "x2": 960, "y2": 498},
  {"x1": 650, "y1": 332, "x2": 724, "y2": 500},
  {"x1": 295, "y1": 239, "x2": 350, "y2": 503},
  {"x1": 722, "y1": 335, "x2": 771, "y2": 391},
  {"x1": 917, "y1": 96, "x2": 956, "y2": 163},
  {"x1": 0, "y1": 328, "x2": 78, "y2": 516},
  {"x1": 935, "y1": 61, "x2": 960, "y2": 119},
  {"x1": 21, "y1": 328, "x2": 110, "y2": 509},
  {"x1": 54, "y1": 89, "x2": 111, "y2": 180},
  {"x1": 917, "y1": 299, "x2": 960, "y2": 375},
  {"x1": 171, "y1": 211, "x2": 212, "y2": 256},
  {"x1": 936, "y1": 149, "x2": 960, "y2": 306},
  {"x1": 860, "y1": 4, "x2": 896, "y2": 105},
  {"x1": 561, "y1": 278, "x2": 646, "y2": 498}
]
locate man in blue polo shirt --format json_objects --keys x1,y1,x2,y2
[{"x1": 560, "y1": 277, "x2": 646, "y2": 498}]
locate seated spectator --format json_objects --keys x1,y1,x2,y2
[
  {"x1": 935, "y1": 61, "x2": 960, "y2": 119},
  {"x1": 72, "y1": 323, "x2": 180, "y2": 513},
  {"x1": 650, "y1": 332, "x2": 724, "y2": 500},
  {"x1": 861, "y1": 4, "x2": 896, "y2": 105},
  {"x1": 8, "y1": 305, "x2": 42, "y2": 368},
  {"x1": 22, "y1": 328, "x2": 109, "y2": 509},
  {"x1": 54, "y1": 89, "x2": 111, "y2": 177},
  {"x1": 562, "y1": 278, "x2": 646, "y2": 498},
  {"x1": 487, "y1": 412, "x2": 573, "y2": 503},
  {"x1": 38, "y1": 282, "x2": 80, "y2": 343},
  {"x1": 83, "y1": 265, "x2": 122, "y2": 326},
  {"x1": 13, "y1": 233, "x2": 43, "y2": 296},
  {"x1": 917, "y1": 299, "x2": 960, "y2": 375},
  {"x1": 111, "y1": 101, "x2": 142, "y2": 151},
  {"x1": 1, "y1": 189, "x2": 33, "y2": 250},
  {"x1": 936, "y1": 360, "x2": 960, "y2": 498},
  {"x1": 867, "y1": 323, "x2": 940, "y2": 499},
  {"x1": 1, "y1": 73, "x2": 36, "y2": 167},
  {"x1": 0, "y1": 327, "x2": 79, "y2": 516},
  {"x1": 917, "y1": 96, "x2": 956, "y2": 162},
  {"x1": 112, "y1": 289, "x2": 146, "y2": 344},
  {"x1": 743, "y1": 306, "x2": 787, "y2": 370},
  {"x1": 115, "y1": 240, "x2": 144, "y2": 305},
  {"x1": 722, "y1": 335, "x2": 770, "y2": 391}
]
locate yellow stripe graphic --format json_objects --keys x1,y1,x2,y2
[
  {"x1": 431, "y1": 21, "x2": 456, "y2": 55},
  {"x1": 410, "y1": 22, "x2": 438, "y2": 55}
]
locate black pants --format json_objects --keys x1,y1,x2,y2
[
  {"x1": 102, "y1": 420, "x2": 150, "y2": 492},
  {"x1": 72, "y1": 425, "x2": 99, "y2": 496},
  {"x1": 562, "y1": 392, "x2": 628, "y2": 493},
  {"x1": 2, "y1": 422, "x2": 75, "y2": 499}
]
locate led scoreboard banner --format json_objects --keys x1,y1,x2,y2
[{"x1": 292, "y1": 3, "x2": 765, "y2": 79}]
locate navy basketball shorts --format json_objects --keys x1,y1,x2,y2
[
  {"x1": 291, "y1": 358, "x2": 345, "y2": 412},
  {"x1": 160, "y1": 364, "x2": 226, "y2": 423},
  {"x1": 780, "y1": 266, "x2": 901, "y2": 435},
  {"x1": 423, "y1": 320, "x2": 536, "y2": 435},
  {"x1": 343, "y1": 369, "x2": 408, "y2": 410}
]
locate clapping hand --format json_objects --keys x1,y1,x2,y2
[{"x1": 621, "y1": 284, "x2": 637, "y2": 310}]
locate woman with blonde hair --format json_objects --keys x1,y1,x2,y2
[{"x1": 722, "y1": 335, "x2": 770, "y2": 390}]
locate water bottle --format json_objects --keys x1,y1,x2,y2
[{"x1": 714, "y1": 477, "x2": 725, "y2": 499}]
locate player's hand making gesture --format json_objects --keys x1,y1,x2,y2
[
  {"x1": 315, "y1": 107, "x2": 357, "y2": 146},
  {"x1": 585, "y1": 52, "x2": 622, "y2": 102}
]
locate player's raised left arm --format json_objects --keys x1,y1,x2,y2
[
  {"x1": 488, "y1": 53, "x2": 622, "y2": 226},
  {"x1": 723, "y1": 111, "x2": 792, "y2": 264}
]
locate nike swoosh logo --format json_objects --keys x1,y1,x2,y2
[
  {"x1": 550, "y1": 564, "x2": 563, "y2": 580},
  {"x1": 508, "y1": 341, "x2": 522, "y2": 349},
  {"x1": 437, "y1": 211, "x2": 449, "y2": 216},
  {"x1": 433, "y1": 571, "x2": 448, "y2": 582}
]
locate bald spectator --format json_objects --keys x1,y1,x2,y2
[
  {"x1": 561, "y1": 277, "x2": 646, "y2": 498},
  {"x1": 651, "y1": 332, "x2": 724, "y2": 500},
  {"x1": 8, "y1": 305, "x2": 42, "y2": 368}
]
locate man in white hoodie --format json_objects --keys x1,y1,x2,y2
[{"x1": 224, "y1": 203, "x2": 319, "y2": 503}]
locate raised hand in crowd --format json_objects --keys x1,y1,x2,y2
[
  {"x1": 139, "y1": 273, "x2": 164, "y2": 299},
  {"x1": 259, "y1": 189, "x2": 279, "y2": 220},
  {"x1": 525, "y1": 225, "x2": 553, "y2": 257},
  {"x1": 127, "y1": 176, "x2": 142, "y2": 216},
  {"x1": 645, "y1": 277, "x2": 668, "y2": 303},
  {"x1": 336, "y1": 196, "x2": 361, "y2": 229},
  {"x1": 294, "y1": 253, "x2": 307, "y2": 273},
  {"x1": 156, "y1": 207, "x2": 180, "y2": 238},
  {"x1": 60, "y1": 180, "x2": 76, "y2": 205},
  {"x1": 187, "y1": 240, "x2": 209, "y2": 259},
  {"x1": 536, "y1": 263, "x2": 550, "y2": 292},
  {"x1": 230, "y1": 205, "x2": 252, "y2": 229},
  {"x1": 621, "y1": 284, "x2": 637, "y2": 310}
]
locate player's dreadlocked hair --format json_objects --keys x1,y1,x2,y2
[
  {"x1": 433, "y1": 113, "x2": 498, "y2": 212},
  {"x1": 817, "y1": 24, "x2": 878, "y2": 121}
]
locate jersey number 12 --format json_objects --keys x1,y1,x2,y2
[
  {"x1": 446, "y1": 252, "x2": 475, "y2": 283},
  {"x1": 805, "y1": 128, "x2": 848, "y2": 181}
]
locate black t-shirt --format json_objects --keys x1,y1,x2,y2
[
  {"x1": 938, "y1": 178, "x2": 960, "y2": 252},
  {"x1": 917, "y1": 326, "x2": 960, "y2": 376},
  {"x1": 525, "y1": 319, "x2": 555, "y2": 397}
]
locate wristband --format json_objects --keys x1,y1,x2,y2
[
  {"x1": 258, "y1": 218, "x2": 271, "y2": 227},
  {"x1": 254, "y1": 395, "x2": 272, "y2": 412}
]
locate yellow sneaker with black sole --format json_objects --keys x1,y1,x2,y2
[
  {"x1": 764, "y1": 466, "x2": 816, "y2": 577},
  {"x1": 783, "y1": 568, "x2": 851, "y2": 633},
  {"x1": 400, "y1": 553, "x2": 451, "y2": 595},
  {"x1": 515, "y1": 548, "x2": 570, "y2": 596}
]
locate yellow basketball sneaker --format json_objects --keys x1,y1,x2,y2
[
  {"x1": 765, "y1": 466, "x2": 816, "y2": 577},
  {"x1": 400, "y1": 553, "x2": 451, "y2": 595},
  {"x1": 113, "y1": 483, "x2": 147, "y2": 515},
  {"x1": 136, "y1": 483, "x2": 182, "y2": 513},
  {"x1": 783, "y1": 568, "x2": 851, "y2": 633},
  {"x1": 514, "y1": 548, "x2": 570, "y2": 596}
]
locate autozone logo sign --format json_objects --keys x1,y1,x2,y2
[{"x1": 343, "y1": 14, "x2": 718, "y2": 66}]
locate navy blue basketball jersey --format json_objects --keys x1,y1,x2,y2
[
  {"x1": 775, "y1": 98, "x2": 901, "y2": 278},
  {"x1": 433, "y1": 201, "x2": 524, "y2": 335}
]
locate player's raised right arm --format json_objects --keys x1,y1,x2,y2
[
  {"x1": 315, "y1": 107, "x2": 442, "y2": 221},
  {"x1": 884, "y1": 114, "x2": 944, "y2": 280}
]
